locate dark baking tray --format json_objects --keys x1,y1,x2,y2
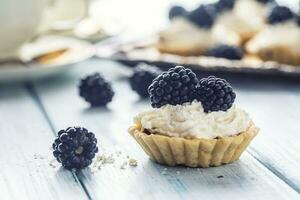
[{"x1": 96, "y1": 38, "x2": 300, "y2": 78}]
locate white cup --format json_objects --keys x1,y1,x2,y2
[{"x1": 0, "y1": 0, "x2": 87, "y2": 60}]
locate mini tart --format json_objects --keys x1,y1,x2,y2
[
  {"x1": 215, "y1": 0, "x2": 267, "y2": 44},
  {"x1": 157, "y1": 17, "x2": 214, "y2": 56},
  {"x1": 246, "y1": 22, "x2": 300, "y2": 66},
  {"x1": 157, "y1": 17, "x2": 240, "y2": 56},
  {"x1": 128, "y1": 121, "x2": 258, "y2": 167}
]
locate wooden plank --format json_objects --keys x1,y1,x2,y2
[
  {"x1": 0, "y1": 84, "x2": 88, "y2": 200},
  {"x1": 33, "y1": 59, "x2": 300, "y2": 199},
  {"x1": 231, "y1": 75, "x2": 300, "y2": 192}
]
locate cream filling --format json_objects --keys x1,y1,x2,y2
[
  {"x1": 246, "y1": 21, "x2": 300, "y2": 54},
  {"x1": 159, "y1": 17, "x2": 215, "y2": 52},
  {"x1": 134, "y1": 101, "x2": 251, "y2": 139},
  {"x1": 215, "y1": 0, "x2": 266, "y2": 36}
]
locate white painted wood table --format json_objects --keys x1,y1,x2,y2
[{"x1": 1, "y1": 58, "x2": 300, "y2": 200}]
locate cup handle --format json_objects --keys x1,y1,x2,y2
[{"x1": 38, "y1": 0, "x2": 88, "y2": 33}]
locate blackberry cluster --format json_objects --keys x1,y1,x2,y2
[
  {"x1": 79, "y1": 73, "x2": 114, "y2": 107},
  {"x1": 148, "y1": 66, "x2": 198, "y2": 108},
  {"x1": 52, "y1": 127, "x2": 98, "y2": 170},
  {"x1": 267, "y1": 5, "x2": 294, "y2": 24},
  {"x1": 195, "y1": 76, "x2": 236, "y2": 112},
  {"x1": 169, "y1": 5, "x2": 187, "y2": 20},
  {"x1": 187, "y1": 5, "x2": 215, "y2": 28},
  {"x1": 215, "y1": 0, "x2": 235, "y2": 12},
  {"x1": 206, "y1": 44, "x2": 244, "y2": 60},
  {"x1": 129, "y1": 64, "x2": 162, "y2": 98}
]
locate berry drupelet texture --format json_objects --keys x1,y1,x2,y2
[
  {"x1": 148, "y1": 66, "x2": 199, "y2": 108},
  {"x1": 195, "y1": 76, "x2": 236, "y2": 112},
  {"x1": 267, "y1": 5, "x2": 294, "y2": 24},
  {"x1": 169, "y1": 5, "x2": 187, "y2": 20},
  {"x1": 52, "y1": 127, "x2": 98, "y2": 170},
  {"x1": 188, "y1": 5, "x2": 215, "y2": 28},
  {"x1": 129, "y1": 64, "x2": 162, "y2": 98},
  {"x1": 206, "y1": 44, "x2": 244, "y2": 60},
  {"x1": 79, "y1": 73, "x2": 114, "y2": 107}
]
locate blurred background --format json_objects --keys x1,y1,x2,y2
[
  {"x1": 0, "y1": 0, "x2": 300, "y2": 82},
  {"x1": 88, "y1": 0, "x2": 299, "y2": 37}
]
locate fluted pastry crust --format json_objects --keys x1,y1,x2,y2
[{"x1": 128, "y1": 122, "x2": 259, "y2": 167}]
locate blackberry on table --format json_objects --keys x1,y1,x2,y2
[
  {"x1": 206, "y1": 44, "x2": 244, "y2": 60},
  {"x1": 129, "y1": 64, "x2": 162, "y2": 98},
  {"x1": 187, "y1": 5, "x2": 215, "y2": 28},
  {"x1": 148, "y1": 66, "x2": 199, "y2": 108},
  {"x1": 52, "y1": 127, "x2": 98, "y2": 170},
  {"x1": 79, "y1": 73, "x2": 114, "y2": 107},
  {"x1": 195, "y1": 76, "x2": 236, "y2": 112},
  {"x1": 267, "y1": 5, "x2": 294, "y2": 24},
  {"x1": 169, "y1": 5, "x2": 187, "y2": 20}
]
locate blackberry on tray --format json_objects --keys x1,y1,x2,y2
[
  {"x1": 169, "y1": 5, "x2": 187, "y2": 20},
  {"x1": 206, "y1": 44, "x2": 244, "y2": 60},
  {"x1": 148, "y1": 66, "x2": 199, "y2": 108},
  {"x1": 267, "y1": 5, "x2": 294, "y2": 24},
  {"x1": 256, "y1": 0, "x2": 274, "y2": 4},
  {"x1": 296, "y1": 14, "x2": 300, "y2": 26},
  {"x1": 52, "y1": 127, "x2": 98, "y2": 170},
  {"x1": 187, "y1": 5, "x2": 215, "y2": 28},
  {"x1": 79, "y1": 73, "x2": 114, "y2": 107},
  {"x1": 215, "y1": 0, "x2": 235, "y2": 12}
]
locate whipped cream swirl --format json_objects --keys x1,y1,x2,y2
[{"x1": 134, "y1": 101, "x2": 251, "y2": 139}]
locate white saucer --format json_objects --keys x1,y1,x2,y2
[{"x1": 0, "y1": 36, "x2": 95, "y2": 83}]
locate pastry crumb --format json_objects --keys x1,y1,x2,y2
[
  {"x1": 97, "y1": 154, "x2": 115, "y2": 164},
  {"x1": 161, "y1": 168, "x2": 168, "y2": 175},
  {"x1": 49, "y1": 159, "x2": 58, "y2": 168},
  {"x1": 34, "y1": 153, "x2": 45, "y2": 160},
  {"x1": 128, "y1": 159, "x2": 138, "y2": 167}
]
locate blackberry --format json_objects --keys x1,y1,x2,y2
[
  {"x1": 195, "y1": 76, "x2": 236, "y2": 112},
  {"x1": 52, "y1": 127, "x2": 98, "y2": 170},
  {"x1": 129, "y1": 64, "x2": 162, "y2": 98},
  {"x1": 256, "y1": 0, "x2": 274, "y2": 4},
  {"x1": 187, "y1": 5, "x2": 215, "y2": 28},
  {"x1": 296, "y1": 15, "x2": 300, "y2": 26},
  {"x1": 79, "y1": 73, "x2": 114, "y2": 107},
  {"x1": 267, "y1": 5, "x2": 294, "y2": 24},
  {"x1": 206, "y1": 44, "x2": 244, "y2": 60},
  {"x1": 148, "y1": 66, "x2": 199, "y2": 108},
  {"x1": 169, "y1": 5, "x2": 187, "y2": 20},
  {"x1": 215, "y1": 0, "x2": 235, "y2": 12}
]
